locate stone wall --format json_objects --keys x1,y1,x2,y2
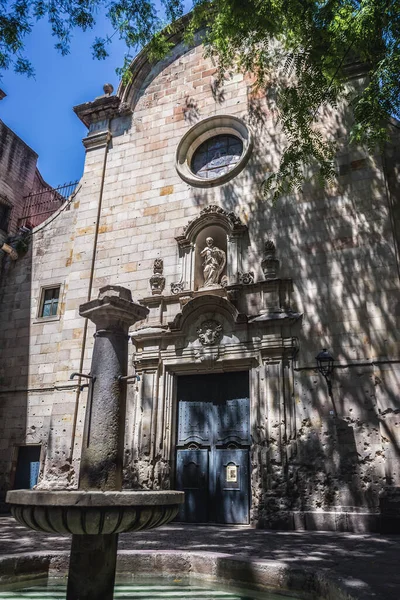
[
  {"x1": 0, "y1": 120, "x2": 38, "y2": 234},
  {"x1": 0, "y1": 34, "x2": 399, "y2": 528},
  {"x1": 0, "y1": 118, "x2": 58, "y2": 249}
]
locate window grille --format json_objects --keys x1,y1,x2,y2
[{"x1": 191, "y1": 135, "x2": 243, "y2": 179}]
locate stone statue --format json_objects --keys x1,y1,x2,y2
[{"x1": 200, "y1": 237, "x2": 226, "y2": 287}]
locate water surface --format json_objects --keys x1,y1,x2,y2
[{"x1": 0, "y1": 579, "x2": 304, "y2": 600}]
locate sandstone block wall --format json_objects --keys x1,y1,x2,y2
[{"x1": 0, "y1": 36, "x2": 399, "y2": 526}]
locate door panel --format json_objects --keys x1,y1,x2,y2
[
  {"x1": 177, "y1": 401, "x2": 212, "y2": 446},
  {"x1": 176, "y1": 372, "x2": 250, "y2": 525},
  {"x1": 176, "y1": 449, "x2": 208, "y2": 523},
  {"x1": 215, "y1": 449, "x2": 250, "y2": 524},
  {"x1": 215, "y1": 398, "x2": 250, "y2": 446}
]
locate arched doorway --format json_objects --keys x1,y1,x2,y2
[{"x1": 175, "y1": 371, "x2": 250, "y2": 524}]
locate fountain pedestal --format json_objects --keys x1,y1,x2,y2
[
  {"x1": 78, "y1": 286, "x2": 142, "y2": 492},
  {"x1": 6, "y1": 286, "x2": 184, "y2": 600},
  {"x1": 68, "y1": 285, "x2": 148, "y2": 600},
  {"x1": 69, "y1": 534, "x2": 118, "y2": 600}
]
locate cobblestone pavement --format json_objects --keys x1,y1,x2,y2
[{"x1": 0, "y1": 517, "x2": 399, "y2": 599}]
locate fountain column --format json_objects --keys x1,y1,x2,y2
[
  {"x1": 67, "y1": 285, "x2": 148, "y2": 600},
  {"x1": 6, "y1": 284, "x2": 184, "y2": 600}
]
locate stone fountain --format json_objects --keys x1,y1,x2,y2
[{"x1": 6, "y1": 285, "x2": 184, "y2": 600}]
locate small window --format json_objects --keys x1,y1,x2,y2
[
  {"x1": 191, "y1": 134, "x2": 243, "y2": 180},
  {"x1": 40, "y1": 286, "x2": 60, "y2": 317}
]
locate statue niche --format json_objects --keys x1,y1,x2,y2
[
  {"x1": 172, "y1": 205, "x2": 248, "y2": 293},
  {"x1": 195, "y1": 226, "x2": 227, "y2": 290}
]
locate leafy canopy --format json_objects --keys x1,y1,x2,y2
[{"x1": 1, "y1": 0, "x2": 399, "y2": 198}]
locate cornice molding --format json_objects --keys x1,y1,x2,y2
[
  {"x1": 82, "y1": 131, "x2": 111, "y2": 150},
  {"x1": 74, "y1": 95, "x2": 132, "y2": 129}
]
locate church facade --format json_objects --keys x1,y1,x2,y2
[{"x1": 1, "y1": 27, "x2": 400, "y2": 531}]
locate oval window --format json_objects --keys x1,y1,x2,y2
[
  {"x1": 175, "y1": 115, "x2": 253, "y2": 187},
  {"x1": 191, "y1": 134, "x2": 243, "y2": 180}
]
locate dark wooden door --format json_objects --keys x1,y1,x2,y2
[
  {"x1": 215, "y1": 448, "x2": 249, "y2": 524},
  {"x1": 13, "y1": 445, "x2": 41, "y2": 489},
  {"x1": 176, "y1": 372, "x2": 250, "y2": 524},
  {"x1": 176, "y1": 449, "x2": 208, "y2": 522}
]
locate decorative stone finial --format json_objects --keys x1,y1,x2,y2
[
  {"x1": 264, "y1": 240, "x2": 276, "y2": 256},
  {"x1": 103, "y1": 83, "x2": 114, "y2": 96},
  {"x1": 171, "y1": 281, "x2": 184, "y2": 295},
  {"x1": 150, "y1": 258, "x2": 166, "y2": 295},
  {"x1": 261, "y1": 240, "x2": 280, "y2": 279}
]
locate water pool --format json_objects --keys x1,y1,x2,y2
[{"x1": 0, "y1": 579, "x2": 304, "y2": 600}]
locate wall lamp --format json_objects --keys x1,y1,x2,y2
[{"x1": 315, "y1": 348, "x2": 337, "y2": 416}]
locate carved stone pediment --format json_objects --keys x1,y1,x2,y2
[
  {"x1": 169, "y1": 294, "x2": 245, "y2": 333},
  {"x1": 175, "y1": 205, "x2": 247, "y2": 247}
]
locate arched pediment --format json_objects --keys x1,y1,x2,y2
[
  {"x1": 117, "y1": 14, "x2": 196, "y2": 111},
  {"x1": 176, "y1": 205, "x2": 247, "y2": 248},
  {"x1": 169, "y1": 294, "x2": 247, "y2": 332}
]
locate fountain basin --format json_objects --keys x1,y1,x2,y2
[
  {"x1": 6, "y1": 490, "x2": 184, "y2": 535},
  {"x1": 0, "y1": 551, "x2": 358, "y2": 600}
]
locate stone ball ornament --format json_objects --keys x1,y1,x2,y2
[{"x1": 103, "y1": 83, "x2": 114, "y2": 96}]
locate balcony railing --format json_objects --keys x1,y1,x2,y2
[{"x1": 19, "y1": 181, "x2": 79, "y2": 229}]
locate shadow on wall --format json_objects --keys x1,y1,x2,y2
[
  {"x1": 0, "y1": 240, "x2": 32, "y2": 510},
  {"x1": 188, "y1": 76, "x2": 400, "y2": 517},
  {"x1": 0, "y1": 208, "x2": 79, "y2": 508}
]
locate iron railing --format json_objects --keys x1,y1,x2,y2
[{"x1": 19, "y1": 181, "x2": 79, "y2": 229}]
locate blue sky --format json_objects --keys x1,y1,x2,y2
[{"x1": 0, "y1": 14, "x2": 138, "y2": 187}]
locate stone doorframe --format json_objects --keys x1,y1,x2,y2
[{"x1": 127, "y1": 293, "x2": 299, "y2": 526}]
